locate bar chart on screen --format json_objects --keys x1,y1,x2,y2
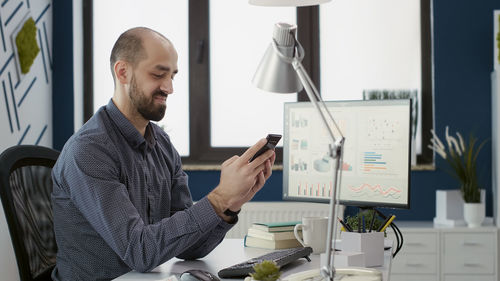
[
  {"x1": 363, "y1": 152, "x2": 387, "y2": 172},
  {"x1": 295, "y1": 182, "x2": 333, "y2": 198}
]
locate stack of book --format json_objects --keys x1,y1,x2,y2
[{"x1": 244, "y1": 221, "x2": 303, "y2": 249}]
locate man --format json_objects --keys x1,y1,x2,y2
[{"x1": 51, "y1": 27, "x2": 275, "y2": 281}]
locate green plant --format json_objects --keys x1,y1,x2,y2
[
  {"x1": 249, "y1": 260, "x2": 281, "y2": 281},
  {"x1": 345, "y1": 210, "x2": 384, "y2": 233},
  {"x1": 15, "y1": 17, "x2": 39, "y2": 74},
  {"x1": 429, "y1": 126, "x2": 488, "y2": 203}
]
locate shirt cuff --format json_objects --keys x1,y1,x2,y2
[{"x1": 189, "y1": 197, "x2": 224, "y2": 233}]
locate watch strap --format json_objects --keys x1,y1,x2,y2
[{"x1": 223, "y1": 208, "x2": 241, "y2": 217}]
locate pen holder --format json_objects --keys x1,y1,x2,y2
[{"x1": 340, "y1": 231, "x2": 384, "y2": 267}]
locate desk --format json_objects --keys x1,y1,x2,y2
[{"x1": 114, "y1": 239, "x2": 392, "y2": 281}]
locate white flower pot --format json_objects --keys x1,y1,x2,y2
[{"x1": 463, "y1": 202, "x2": 485, "y2": 228}]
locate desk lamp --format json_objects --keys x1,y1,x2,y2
[
  {"x1": 250, "y1": 2, "x2": 381, "y2": 280},
  {"x1": 252, "y1": 20, "x2": 343, "y2": 281}
]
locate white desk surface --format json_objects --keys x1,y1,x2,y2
[{"x1": 114, "y1": 239, "x2": 392, "y2": 281}]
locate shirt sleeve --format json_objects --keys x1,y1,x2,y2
[
  {"x1": 60, "y1": 139, "x2": 228, "y2": 272},
  {"x1": 167, "y1": 144, "x2": 234, "y2": 260},
  {"x1": 175, "y1": 218, "x2": 234, "y2": 260}
]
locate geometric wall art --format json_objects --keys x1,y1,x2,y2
[
  {"x1": 0, "y1": 0, "x2": 52, "y2": 153},
  {"x1": 0, "y1": 2, "x2": 53, "y2": 279}
]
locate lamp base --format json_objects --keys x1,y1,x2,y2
[
  {"x1": 320, "y1": 251, "x2": 365, "y2": 267},
  {"x1": 283, "y1": 268, "x2": 382, "y2": 281}
]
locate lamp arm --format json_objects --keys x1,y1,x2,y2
[
  {"x1": 292, "y1": 59, "x2": 345, "y2": 281},
  {"x1": 296, "y1": 61, "x2": 344, "y2": 141},
  {"x1": 271, "y1": 36, "x2": 343, "y2": 141},
  {"x1": 291, "y1": 60, "x2": 344, "y2": 145}
]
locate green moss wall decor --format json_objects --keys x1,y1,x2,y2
[
  {"x1": 496, "y1": 10, "x2": 500, "y2": 70},
  {"x1": 15, "y1": 17, "x2": 40, "y2": 74},
  {"x1": 497, "y1": 14, "x2": 500, "y2": 65}
]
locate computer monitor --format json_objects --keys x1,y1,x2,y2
[{"x1": 283, "y1": 99, "x2": 411, "y2": 209}]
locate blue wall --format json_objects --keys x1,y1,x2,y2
[{"x1": 53, "y1": 1, "x2": 500, "y2": 221}]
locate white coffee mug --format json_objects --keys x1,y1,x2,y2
[{"x1": 294, "y1": 216, "x2": 329, "y2": 254}]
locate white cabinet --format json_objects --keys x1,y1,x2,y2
[
  {"x1": 443, "y1": 277, "x2": 496, "y2": 281},
  {"x1": 441, "y1": 228, "x2": 497, "y2": 280},
  {"x1": 390, "y1": 223, "x2": 439, "y2": 281},
  {"x1": 387, "y1": 222, "x2": 498, "y2": 281}
]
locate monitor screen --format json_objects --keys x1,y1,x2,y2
[{"x1": 283, "y1": 99, "x2": 411, "y2": 209}]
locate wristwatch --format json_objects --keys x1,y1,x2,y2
[{"x1": 223, "y1": 208, "x2": 240, "y2": 224}]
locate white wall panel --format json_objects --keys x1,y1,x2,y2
[{"x1": 0, "y1": 1, "x2": 53, "y2": 280}]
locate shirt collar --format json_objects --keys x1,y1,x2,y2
[{"x1": 105, "y1": 99, "x2": 157, "y2": 151}]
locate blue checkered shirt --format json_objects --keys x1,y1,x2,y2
[{"x1": 51, "y1": 100, "x2": 233, "y2": 281}]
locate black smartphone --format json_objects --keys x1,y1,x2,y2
[{"x1": 249, "y1": 134, "x2": 282, "y2": 162}]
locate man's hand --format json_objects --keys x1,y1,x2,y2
[{"x1": 207, "y1": 138, "x2": 276, "y2": 221}]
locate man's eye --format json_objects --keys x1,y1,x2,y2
[{"x1": 153, "y1": 74, "x2": 164, "y2": 78}]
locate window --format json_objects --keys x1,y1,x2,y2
[
  {"x1": 209, "y1": 2, "x2": 296, "y2": 147},
  {"x1": 89, "y1": 0, "x2": 190, "y2": 155},
  {"x1": 84, "y1": 0, "x2": 433, "y2": 167},
  {"x1": 320, "y1": 0, "x2": 433, "y2": 165}
]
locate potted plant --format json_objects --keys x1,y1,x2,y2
[
  {"x1": 429, "y1": 126, "x2": 488, "y2": 227},
  {"x1": 246, "y1": 260, "x2": 281, "y2": 281},
  {"x1": 345, "y1": 210, "x2": 385, "y2": 233}
]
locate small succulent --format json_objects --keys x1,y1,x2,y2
[{"x1": 249, "y1": 260, "x2": 281, "y2": 281}]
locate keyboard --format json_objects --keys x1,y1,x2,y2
[{"x1": 217, "y1": 247, "x2": 313, "y2": 278}]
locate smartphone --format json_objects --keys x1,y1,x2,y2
[{"x1": 249, "y1": 134, "x2": 282, "y2": 162}]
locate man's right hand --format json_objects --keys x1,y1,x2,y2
[{"x1": 207, "y1": 138, "x2": 276, "y2": 222}]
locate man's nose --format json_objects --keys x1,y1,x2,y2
[{"x1": 160, "y1": 78, "x2": 173, "y2": 94}]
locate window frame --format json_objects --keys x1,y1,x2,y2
[{"x1": 83, "y1": 0, "x2": 433, "y2": 168}]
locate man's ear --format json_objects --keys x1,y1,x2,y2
[{"x1": 114, "y1": 61, "x2": 130, "y2": 85}]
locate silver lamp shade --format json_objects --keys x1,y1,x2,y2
[
  {"x1": 252, "y1": 44, "x2": 303, "y2": 94},
  {"x1": 252, "y1": 23, "x2": 303, "y2": 94}
]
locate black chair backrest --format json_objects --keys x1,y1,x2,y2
[{"x1": 0, "y1": 145, "x2": 60, "y2": 281}]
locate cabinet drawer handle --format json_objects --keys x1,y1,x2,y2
[
  {"x1": 462, "y1": 241, "x2": 481, "y2": 246},
  {"x1": 464, "y1": 263, "x2": 480, "y2": 267},
  {"x1": 405, "y1": 263, "x2": 423, "y2": 267}
]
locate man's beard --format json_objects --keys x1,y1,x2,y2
[{"x1": 129, "y1": 74, "x2": 167, "y2": 122}]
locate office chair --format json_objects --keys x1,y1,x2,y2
[{"x1": 0, "y1": 145, "x2": 60, "y2": 281}]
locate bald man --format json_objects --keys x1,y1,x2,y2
[{"x1": 51, "y1": 27, "x2": 275, "y2": 281}]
